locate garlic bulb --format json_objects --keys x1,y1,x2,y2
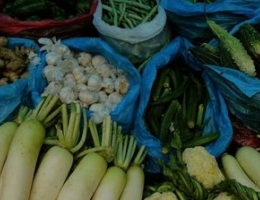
[
  {"x1": 89, "y1": 103, "x2": 110, "y2": 124},
  {"x1": 92, "y1": 54, "x2": 107, "y2": 68},
  {"x1": 87, "y1": 73, "x2": 103, "y2": 92},
  {"x1": 72, "y1": 67, "x2": 88, "y2": 84},
  {"x1": 43, "y1": 65, "x2": 65, "y2": 82},
  {"x1": 108, "y1": 91, "x2": 123, "y2": 105},
  {"x1": 59, "y1": 85, "x2": 78, "y2": 104},
  {"x1": 96, "y1": 63, "x2": 112, "y2": 78},
  {"x1": 102, "y1": 77, "x2": 114, "y2": 94},
  {"x1": 43, "y1": 81, "x2": 63, "y2": 95},
  {"x1": 38, "y1": 37, "x2": 55, "y2": 52},
  {"x1": 77, "y1": 52, "x2": 92, "y2": 66},
  {"x1": 45, "y1": 52, "x2": 62, "y2": 66},
  {"x1": 78, "y1": 89, "x2": 99, "y2": 107},
  {"x1": 97, "y1": 90, "x2": 108, "y2": 103},
  {"x1": 76, "y1": 83, "x2": 88, "y2": 92},
  {"x1": 51, "y1": 39, "x2": 70, "y2": 57},
  {"x1": 114, "y1": 76, "x2": 130, "y2": 94}
]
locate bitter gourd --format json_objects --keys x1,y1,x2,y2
[
  {"x1": 207, "y1": 20, "x2": 256, "y2": 77},
  {"x1": 236, "y1": 23, "x2": 260, "y2": 60}
]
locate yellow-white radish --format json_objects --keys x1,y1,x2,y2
[
  {"x1": 93, "y1": 134, "x2": 147, "y2": 200},
  {"x1": 119, "y1": 165, "x2": 145, "y2": 200},
  {"x1": 0, "y1": 122, "x2": 18, "y2": 174},
  {"x1": 57, "y1": 116, "x2": 118, "y2": 200},
  {"x1": 92, "y1": 165, "x2": 127, "y2": 200},
  {"x1": 0, "y1": 94, "x2": 60, "y2": 200},
  {"x1": 236, "y1": 146, "x2": 260, "y2": 188},
  {"x1": 119, "y1": 144, "x2": 147, "y2": 200},
  {"x1": 221, "y1": 153, "x2": 260, "y2": 192},
  {"x1": 0, "y1": 120, "x2": 46, "y2": 200},
  {"x1": 57, "y1": 152, "x2": 107, "y2": 200},
  {"x1": 29, "y1": 146, "x2": 73, "y2": 200},
  {"x1": 29, "y1": 103, "x2": 87, "y2": 200}
]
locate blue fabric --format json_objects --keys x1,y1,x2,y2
[
  {"x1": 0, "y1": 37, "x2": 43, "y2": 123},
  {"x1": 159, "y1": 0, "x2": 260, "y2": 43},
  {"x1": 30, "y1": 37, "x2": 141, "y2": 132},
  {"x1": 133, "y1": 37, "x2": 232, "y2": 172}
]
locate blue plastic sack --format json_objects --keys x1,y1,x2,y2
[
  {"x1": 133, "y1": 37, "x2": 232, "y2": 173},
  {"x1": 159, "y1": 0, "x2": 260, "y2": 44},
  {"x1": 0, "y1": 37, "x2": 44, "y2": 123},
  {"x1": 30, "y1": 37, "x2": 141, "y2": 132},
  {"x1": 203, "y1": 65, "x2": 260, "y2": 132},
  {"x1": 203, "y1": 10, "x2": 260, "y2": 132}
]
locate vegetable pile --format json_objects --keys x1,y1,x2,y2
[
  {"x1": 101, "y1": 0, "x2": 158, "y2": 28},
  {"x1": 144, "y1": 58, "x2": 219, "y2": 153},
  {"x1": 38, "y1": 37, "x2": 130, "y2": 124},
  {"x1": 0, "y1": 36, "x2": 39, "y2": 85},
  {"x1": 190, "y1": 21, "x2": 260, "y2": 77},
  {"x1": 1, "y1": 0, "x2": 92, "y2": 21},
  {"x1": 0, "y1": 94, "x2": 147, "y2": 200}
]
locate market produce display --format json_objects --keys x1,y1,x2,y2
[{"x1": 2, "y1": 0, "x2": 260, "y2": 199}]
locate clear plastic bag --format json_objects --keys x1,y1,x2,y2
[{"x1": 92, "y1": 0, "x2": 171, "y2": 63}]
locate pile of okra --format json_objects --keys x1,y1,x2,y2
[{"x1": 144, "y1": 58, "x2": 219, "y2": 153}]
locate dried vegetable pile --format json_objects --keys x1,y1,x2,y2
[{"x1": 1, "y1": 0, "x2": 260, "y2": 200}]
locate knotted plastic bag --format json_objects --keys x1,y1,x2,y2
[
  {"x1": 133, "y1": 37, "x2": 232, "y2": 172},
  {"x1": 29, "y1": 37, "x2": 141, "y2": 132}
]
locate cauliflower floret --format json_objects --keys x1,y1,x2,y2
[
  {"x1": 144, "y1": 192, "x2": 178, "y2": 200},
  {"x1": 182, "y1": 146, "x2": 225, "y2": 189},
  {"x1": 214, "y1": 192, "x2": 235, "y2": 200}
]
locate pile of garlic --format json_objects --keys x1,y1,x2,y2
[{"x1": 38, "y1": 37, "x2": 130, "y2": 124}]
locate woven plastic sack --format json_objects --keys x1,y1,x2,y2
[
  {"x1": 29, "y1": 37, "x2": 141, "y2": 132},
  {"x1": 133, "y1": 37, "x2": 232, "y2": 173},
  {"x1": 159, "y1": 0, "x2": 260, "y2": 44},
  {"x1": 0, "y1": 37, "x2": 45, "y2": 123},
  {"x1": 0, "y1": 0, "x2": 98, "y2": 39},
  {"x1": 92, "y1": 0, "x2": 171, "y2": 63}
]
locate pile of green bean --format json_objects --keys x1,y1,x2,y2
[
  {"x1": 101, "y1": 0, "x2": 158, "y2": 28},
  {"x1": 144, "y1": 59, "x2": 219, "y2": 153}
]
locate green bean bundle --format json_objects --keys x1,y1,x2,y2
[{"x1": 101, "y1": 0, "x2": 158, "y2": 28}]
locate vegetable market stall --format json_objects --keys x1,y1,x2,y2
[{"x1": 1, "y1": 0, "x2": 260, "y2": 199}]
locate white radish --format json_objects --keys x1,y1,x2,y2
[
  {"x1": 30, "y1": 103, "x2": 87, "y2": 200},
  {"x1": 236, "y1": 146, "x2": 260, "y2": 188},
  {"x1": 0, "y1": 120, "x2": 46, "y2": 200},
  {"x1": 0, "y1": 122, "x2": 18, "y2": 174},
  {"x1": 29, "y1": 146, "x2": 73, "y2": 200},
  {"x1": 221, "y1": 153, "x2": 260, "y2": 192},
  {"x1": 119, "y1": 165, "x2": 145, "y2": 200},
  {"x1": 57, "y1": 152, "x2": 107, "y2": 200},
  {"x1": 92, "y1": 166, "x2": 127, "y2": 200}
]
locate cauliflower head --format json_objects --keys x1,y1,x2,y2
[
  {"x1": 144, "y1": 192, "x2": 178, "y2": 200},
  {"x1": 182, "y1": 146, "x2": 225, "y2": 189},
  {"x1": 213, "y1": 192, "x2": 235, "y2": 200}
]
